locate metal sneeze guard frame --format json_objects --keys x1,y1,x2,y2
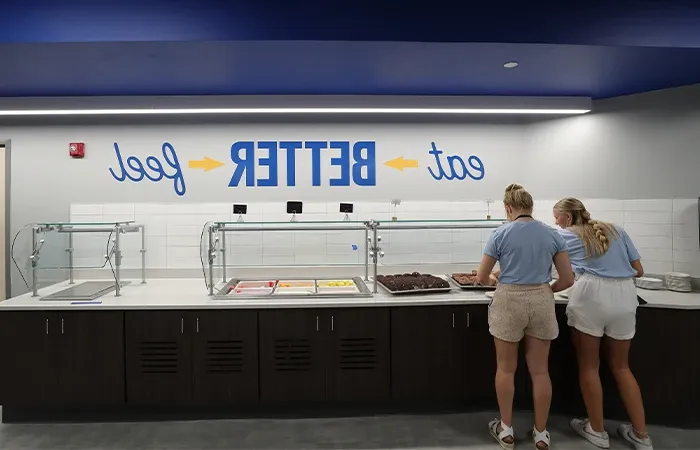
[
  {"x1": 29, "y1": 221, "x2": 147, "y2": 297},
  {"x1": 204, "y1": 219, "x2": 506, "y2": 296}
]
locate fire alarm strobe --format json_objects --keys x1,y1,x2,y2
[{"x1": 69, "y1": 143, "x2": 85, "y2": 158}]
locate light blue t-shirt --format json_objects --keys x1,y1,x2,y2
[
  {"x1": 558, "y1": 225, "x2": 640, "y2": 278},
  {"x1": 484, "y1": 220, "x2": 566, "y2": 285}
]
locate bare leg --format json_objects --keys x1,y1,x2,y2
[
  {"x1": 604, "y1": 337, "x2": 649, "y2": 437},
  {"x1": 494, "y1": 337, "x2": 519, "y2": 443},
  {"x1": 524, "y1": 335, "x2": 552, "y2": 449},
  {"x1": 571, "y1": 328, "x2": 605, "y2": 432}
]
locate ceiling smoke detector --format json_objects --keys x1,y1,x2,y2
[{"x1": 503, "y1": 61, "x2": 519, "y2": 69}]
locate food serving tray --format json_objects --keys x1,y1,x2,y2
[
  {"x1": 448, "y1": 275, "x2": 498, "y2": 291},
  {"x1": 375, "y1": 274, "x2": 453, "y2": 296},
  {"x1": 213, "y1": 277, "x2": 371, "y2": 300}
]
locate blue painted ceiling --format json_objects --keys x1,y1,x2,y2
[{"x1": 3, "y1": 0, "x2": 700, "y2": 99}]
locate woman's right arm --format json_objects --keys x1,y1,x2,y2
[
  {"x1": 551, "y1": 251, "x2": 575, "y2": 292},
  {"x1": 631, "y1": 259, "x2": 644, "y2": 278},
  {"x1": 621, "y1": 228, "x2": 644, "y2": 277}
]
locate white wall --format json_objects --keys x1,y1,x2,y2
[{"x1": 3, "y1": 85, "x2": 700, "y2": 295}]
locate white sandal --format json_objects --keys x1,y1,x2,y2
[
  {"x1": 533, "y1": 426, "x2": 551, "y2": 450},
  {"x1": 489, "y1": 419, "x2": 515, "y2": 450}
]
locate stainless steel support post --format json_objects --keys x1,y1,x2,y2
[
  {"x1": 31, "y1": 228, "x2": 38, "y2": 297},
  {"x1": 140, "y1": 225, "x2": 147, "y2": 284},
  {"x1": 364, "y1": 226, "x2": 369, "y2": 281},
  {"x1": 220, "y1": 229, "x2": 227, "y2": 283},
  {"x1": 208, "y1": 225, "x2": 215, "y2": 296},
  {"x1": 372, "y1": 223, "x2": 378, "y2": 294},
  {"x1": 114, "y1": 226, "x2": 122, "y2": 296},
  {"x1": 67, "y1": 232, "x2": 74, "y2": 284}
]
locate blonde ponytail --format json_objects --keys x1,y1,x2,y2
[{"x1": 554, "y1": 197, "x2": 619, "y2": 258}]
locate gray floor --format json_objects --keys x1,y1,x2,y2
[{"x1": 0, "y1": 411, "x2": 696, "y2": 450}]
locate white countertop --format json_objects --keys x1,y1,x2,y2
[{"x1": 0, "y1": 279, "x2": 698, "y2": 311}]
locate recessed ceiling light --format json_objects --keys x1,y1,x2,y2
[{"x1": 503, "y1": 61, "x2": 519, "y2": 69}]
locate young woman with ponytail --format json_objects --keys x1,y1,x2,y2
[{"x1": 553, "y1": 198, "x2": 652, "y2": 450}]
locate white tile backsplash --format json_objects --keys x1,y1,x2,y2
[{"x1": 68, "y1": 198, "x2": 700, "y2": 275}]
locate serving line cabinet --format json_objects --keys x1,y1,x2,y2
[{"x1": 0, "y1": 305, "x2": 697, "y2": 427}]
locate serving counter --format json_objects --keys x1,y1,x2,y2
[{"x1": 0, "y1": 278, "x2": 698, "y2": 428}]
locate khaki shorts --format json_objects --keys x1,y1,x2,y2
[{"x1": 488, "y1": 283, "x2": 559, "y2": 343}]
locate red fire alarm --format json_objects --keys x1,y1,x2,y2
[{"x1": 69, "y1": 143, "x2": 85, "y2": 158}]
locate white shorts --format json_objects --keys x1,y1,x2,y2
[{"x1": 566, "y1": 273, "x2": 638, "y2": 340}]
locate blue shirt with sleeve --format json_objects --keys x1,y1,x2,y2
[
  {"x1": 558, "y1": 225, "x2": 640, "y2": 278},
  {"x1": 484, "y1": 220, "x2": 566, "y2": 284}
]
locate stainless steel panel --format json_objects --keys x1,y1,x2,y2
[{"x1": 40, "y1": 281, "x2": 131, "y2": 301}]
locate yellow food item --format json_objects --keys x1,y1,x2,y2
[{"x1": 322, "y1": 280, "x2": 354, "y2": 287}]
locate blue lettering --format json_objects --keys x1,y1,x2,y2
[
  {"x1": 329, "y1": 141, "x2": 351, "y2": 187},
  {"x1": 468, "y1": 155, "x2": 485, "y2": 180},
  {"x1": 352, "y1": 141, "x2": 376, "y2": 186},
  {"x1": 161, "y1": 143, "x2": 186, "y2": 196},
  {"x1": 144, "y1": 156, "x2": 164, "y2": 182},
  {"x1": 108, "y1": 142, "x2": 186, "y2": 196},
  {"x1": 279, "y1": 141, "x2": 302, "y2": 186},
  {"x1": 305, "y1": 141, "x2": 326, "y2": 187},
  {"x1": 427, "y1": 142, "x2": 449, "y2": 180},
  {"x1": 257, "y1": 141, "x2": 278, "y2": 187},
  {"x1": 228, "y1": 141, "x2": 255, "y2": 187},
  {"x1": 427, "y1": 141, "x2": 485, "y2": 182},
  {"x1": 109, "y1": 144, "x2": 128, "y2": 182},
  {"x1": 126, "y1": 156, "x2": 145, "y2": 181},
  {"x1": 446, "y1": 155, "x2": 467, "y2": 180}
]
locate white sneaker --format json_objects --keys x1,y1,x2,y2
[
  {"x1": 569, "y1": 418, "x2": 610, "y2": 448},
  {"x1": 618, "y1": 424, "x2": 653, "y2": 450}
]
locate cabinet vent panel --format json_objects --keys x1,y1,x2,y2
[
  {"x1": 339, "y1": 337, "x2": 377, "y2": 370},
  {"x1": 206, "y1": 340, "x2": 244, "y2": 373},
  {"x1": 139, "y1": 341, "x2": 178, "y2": 374},
  {"x1": 274, "y1": 338, "x2": 312, "y2": 372}
]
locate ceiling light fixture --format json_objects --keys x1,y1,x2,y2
[
  {"x1": 0, "y1": 107, "x2": 589, "y2": 116},
  {"x1": 503, "y1": 61, "x2": 519, "y2": 69}
]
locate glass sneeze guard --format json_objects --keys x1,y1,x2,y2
[
  {"x1": 14, "y1": 222, "x2": 147, "y2": 298},
  {"x1": 201, "y1": 218, "x2": 506, "y2": 296}
]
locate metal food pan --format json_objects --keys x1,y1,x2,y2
[
  {"x1": 448, "y1": 275, "x2": 498, "y2": 291},
  {"x1": 375, "y1": 275, "x2": 453, "y2": 295},
  {"x1": 214, "y1": 277, "x2": 372, "y2": 299}
]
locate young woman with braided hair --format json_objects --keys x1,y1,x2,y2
[{"x1": 553, "y1": 198, "x2": 652, "y2": 450}]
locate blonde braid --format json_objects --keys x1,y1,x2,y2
[{"x1": 590, "y1": 220, "x2": 610, "y2": 253}]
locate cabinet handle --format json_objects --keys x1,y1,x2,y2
[
  {"x1": 316, "y1": 316, "x2": 319, "y2": 332},
  {"x1": 45, "y1": 318, "x2": 49, "y2": 335},
  {"x1": 452, "y1": 313, "x2": 455, "y2": 328},
  {"x1": 331, "y1": 315, "x2": 335, "y2": 331},
  {"x1": 196, "y1": 317, "x2": 199, "y2": 333},
  {"x1": 61, "y1": 318, "x2": 64, "y2": 335},
  {"x1": 467, "y1": 312, "x2": 470, "y2": 328},
  {"x1": 181, "y1": 318, "x2": 184, "y2": 334}
]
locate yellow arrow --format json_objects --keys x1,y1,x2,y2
[
  {"x1": 384, "y1": 157, "x2": 419, "y2": 171},
  {"x1": 188, "y1": 157, "x2": 224, "y2": 172}
]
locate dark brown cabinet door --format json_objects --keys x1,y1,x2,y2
[
  {"x1": 191, "y1": 310, "x2": 258, "y2": 406},
  {"x1": 326, "y1": 308, "x2": 390, "y2": 403},
  {"x1": 549, "y1": 306, "x2": 583, "y2": 416},
  {"x1": 259, "y1": 309, "x2": 325, "y2": 403},
  {"x1": 624, "y1": 307, "x2": 699, "y2": 424},
  {"x1": 391, "y1": 306, "x2": 457, "y2": 402},
  {"x1": 455, "y1": 305, "x2": 498, "y2": 402},
  {"x1": 57, "y1": 311, "x2": 125, "y2": 406},
  {"x1": 0, "y1": 312, "x2": 58, "y2": 406},
  {"x1": 125, "y1": 311, "x2": 192, "y2": 406}
]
